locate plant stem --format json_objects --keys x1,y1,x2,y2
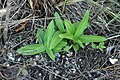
[{"x1": 62, "y1": 0, "x2": 67, "y2": 13}]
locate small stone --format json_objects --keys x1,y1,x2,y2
[
  {"x1": 79, "y1": 59, "x2": 82, "y2": 61},
  {"x1": 30, "y1": 58, "x2": 33, "y2": 61},
  {"x1": 71, "y1": 68, "x2": 76, "y2": 73},
  {"x1": 7, "y1": 52, "x2": 13, "y2": 56},
  {"x1": 6, "y1": 64, "x2": 10, "y2": 67},
  {"x1": 17, "y1": 58, "x2": 21, "y2": 61},
  {"x1": 66, "y1": 51, "x2": 73, "y2": 57},
  {"x1": 65, "y1": 61, "x2": 69, "y2": 64},
  {"x1": 62, "y1": 55, "x2": 65, "y2": 58},
  {"x1": 10, "y1": 57, "x2": 15, "y2": 61},
  {"x1": 7, "y1": 52, "x2": 15, "y2": 61},
  {"x1": 55, "y1": 70, "x2": 59, "y2": 74},
  {"x1": 39, "y1": 73, "x2": 42, "y2": 76},
  {"x1": 55, "y1": 53, "x2": 60, "y2": 57},
  {"x1": 33, "y1": 62, "x2": 37, "y2": 65},
  {"x1": 62, "y1": 74, "x2": 65, "y2": 77},
  {"x1": 94, "y1": 78, "x2": 98, "y2": 80},
  {"x1": 33, "y1": 58, "x2": 36, "y2": 60},
  {"x1": 71, "y1": 60, "x2": 77, "y2": 64},
  {"x1": 35, "y1": 55, "x2": 39, "y2": 60},
  {"x1": 65, "y1": 57, "x2": 68, "y2": 60},
  {"x1": 109, "y1": 58, "x2": 118, "y2": 64}
]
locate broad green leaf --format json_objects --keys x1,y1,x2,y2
[
  {"x1": 46, "y1": 48, "x2": 55, "y2": 61},
  {"x1": 74, "y1": 10, "x2": 89, "y2": 37},
  {"x1": 53, "y1": 41, "x2": 67, "y2": 52},
  {"x1": 73, "y1": 44, "x2": 79, "y2": 52},
  {"x1": 64, "y1": 19, "x2": 75, "y2": 34},
  {"x1": 91, "y1": 43, "x2": 96, "y2": 48},
  {"x1": 75, "y1": 39, "x2": 84, "y2": 48},
  {"x1": 63, "y1": 45, "x2": 72, "y2": 52},
  {"x1": 36, "y1": 28, "x2": 45, "y2": 44},
  {"x1": 54, "y1": 12, "x2": 65, "y2": 32},
  {"x1": 17, "y1": 44, "x2": 45, "y2": 55},
  {"x1": 44, "y1": 20, "x2": 55, "y2": 47},
  {"x1": 50, "y1": 31, "x2": 63, "y2": 49},
  {"x1": 59, "y1": 33, "x2": 73, "y2": 40},
  {"x1": 79, "y1": 35, "x2": 107, "y2": 43}
]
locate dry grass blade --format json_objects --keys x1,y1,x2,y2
[
  {"x1": 58, "y1": 0, "x2": 84, "y2": 6},
  {"x1": 15, "y1": 21, "x2": 28, "y2": 32},
  {"x1": 28, "y1": 0, "x2": 33, "y2": 9},
  {"x1": 90, "y1": 0, "x2": 120, "y2": 20}
]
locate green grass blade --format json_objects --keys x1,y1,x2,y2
[
  {"x1": 59, "y1": 33, "x2": 74, "y2": 40},
  {"x1": 99, "y1": 42, "x2": 104, "y2": 46},
  {"x1": 74, "y1": 10, "x2": 89, "y2": 37},
  {"x1": 79, "y1": 35, "x2": 107, "y2": 43},
  {"x1": 64, "y1": 19, "x2": 75, "y2": 34},
  {"x1": 17, "y1": 44, "x2": 45, "y2": 55},
  {"x1": 50, "y1": 31, "x2": 63, "y2": 49},
  {"x1": 54, "y1": 12, "x2": 65, "y2": 32},
  {"x1": 73, "y1": 22, "x2": 81, "y2": 30},
  {"x1": 36, "y1": 28, "x2": 45, "y2": 44},
  {"x1": 98, "y1": 42, "x2": 106, "y2": 49},
  {"x1": 75, "y1": 39, "x2": 84, "y2": 48},
  {"x1": 91, "y1": 43, "x2": 97, "y2": 48},
  {"x1": 73, "y1": 44, "x2": 79, "y2": 52},
  {"x1": 63, "y1": 45, "x2": 72, "y2": 52},
  {"x1": 46, "y1": 48, "x2": 55, "y2": 61},
  {"x1": 99, "y1": 45, "x2": 106, "y2": 49},
  {"x1": 44, "y1": 20, "x2": 55, "y2": 47}
]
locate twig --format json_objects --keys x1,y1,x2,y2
[{"x1": 107, "y1": 35, "x2": 120, "y2": 40}]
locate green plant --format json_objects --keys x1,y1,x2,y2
[
  {"x1": 91, "y1": 42, "x2": 106, "y2": 51},
  {"x1": 54, "y1": 10, "x2": 107, "y2": 52},
  {"x1": 17, "y1": 10, "x2": 107, "y2": 61},
  {"x1": 17, "y1": 20, "x2": 67, "y2": 61}
]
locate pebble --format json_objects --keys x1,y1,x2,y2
[
  {"x1": 33, "y1": 62, "x2": 37, "y2": 65},
  {"x1": 94, "y1": 78, "x2": 98, "y2": 80},
  {"x1": 39, "y1": 73, "x2": 42, "y2": 76},
  {"x1": 71, "y1": 68, "x2": 76, "y2": 73},
  {"x1": 33, "y1": 58, "x2": 36, "y2": 61},
  {"x1": 79, "y1": 58, "x2": 82, "y2": 62},
  {"x1": 10, "y1": 57, "x2": 15, "y2": 61},
  {"x1": 6, "y1": 64, "x2": 10, "y2": 67},
  {"x1": 62, "y1": 55, "x2": 65, "y2": 58},
  {"x1": 66, "y1": 51, "x2": 73, "y2": 57},
  {"x1": 7, "y1": 52, "x2": 13, "y2": 56},
  {"x1": 55, "y1": 53, "x2": 60, "y2": 57},
  {"x1": 7, "y1": 52, "x2": 15, "y2": 61},
  {"x1": 17, "y1": 57, "x2": 21, "y2": 61},
  {"x1": 109, "y1": 58, "x2": 118, "y2": 64},
  {"x1": 35, "y1": 55, "x2": 40, "y2": 60},
  {"x1": 65, "y1": 61, "x2": 69, "y2": 65},
  {"x1": 55, "y1": 70, "x2": 59, "y2": 74}
]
